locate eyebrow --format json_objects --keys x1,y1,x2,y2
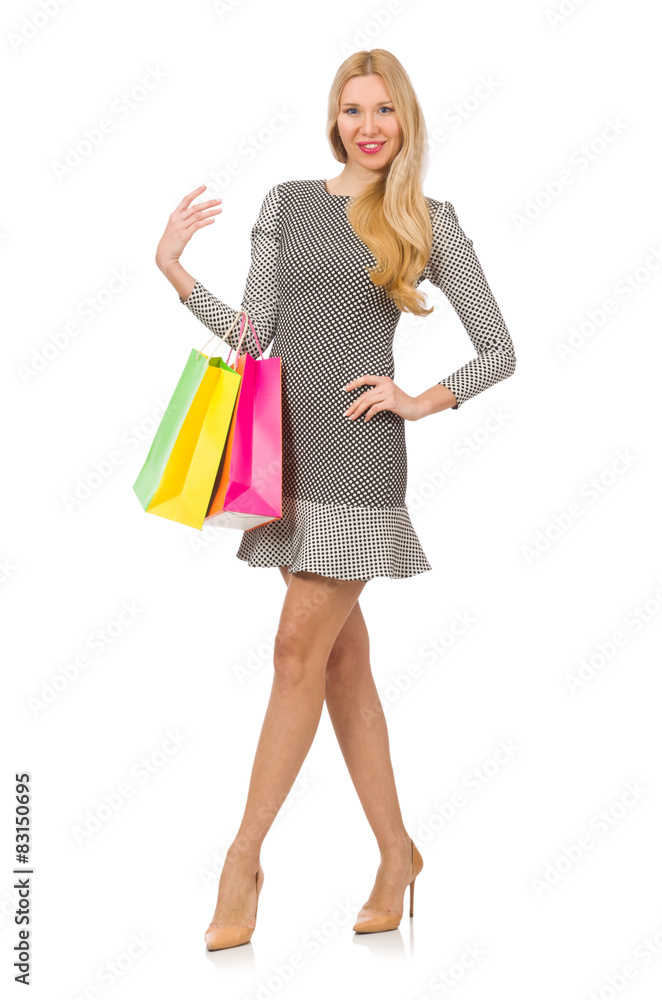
[{"x1": 340, "y1": 101, "x2": 394, "y2": 107}]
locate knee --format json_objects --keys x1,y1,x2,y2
[
  {"x1": 273, "y1": 630, "x2": 318, "y2": 686},
  {"x1": 325, "y1": 641, "x2": 364, "y2": 685}
]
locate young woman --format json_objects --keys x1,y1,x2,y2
[{"x1": 155, "y1": 48, "x2": 516, "y2": 951}]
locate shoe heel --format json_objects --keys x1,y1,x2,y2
[{"x1": 409, "y1": 875, "x2": 416, "y2": 917}]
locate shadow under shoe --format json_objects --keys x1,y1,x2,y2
[
  {"x1": 204, "y1": 863, "x2": 265, "y2": 951},
  {"x1": 353, "y1": 839, "x2": 423, "y2": 934}
]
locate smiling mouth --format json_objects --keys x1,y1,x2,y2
[{"x1": 357, "y1": 142, "x2": 386, "y2": 154}]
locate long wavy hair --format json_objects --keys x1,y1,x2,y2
[{"x1": 326, "y1": 49, "x2": 435, "y2": 317}]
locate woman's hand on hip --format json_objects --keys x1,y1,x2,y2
[{"x1": 341, "y1": 374, "x2": 425, "y2": 422}]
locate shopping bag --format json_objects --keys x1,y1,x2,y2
[
  {"x1": 132, "y1": 312, "x2": 248, "y2": 511},
  {"x1": 136, "y1": 312, "x2": 252, "y2": 529},
  {"x1": 132, "y1": 349, "x2": 209, "y2": 511},
  {"x1": 144, "y1": 356, "x2": 239, "y2": 529},
  {"x1": 205, "y1": 313, "x2": 282, "y2": 530}
]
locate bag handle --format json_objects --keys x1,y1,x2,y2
[
  {"x1": 231, "y1": 311, "x2": 265, "y2": 366},
  {"x1": 196, "y1": 310, "x2": 265, "y2": 367}
]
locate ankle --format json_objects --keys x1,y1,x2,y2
[
  {"x1": 224, "y1": 841, "x2": 261, "y2": 874},
  {"x1": 378, "y1": 830, "x2": 411, "y2": 861}
]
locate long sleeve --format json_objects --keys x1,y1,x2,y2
[
  {"x1": 422, "y1": 200, "x2": 516, "y2": 410},
  {"x1": 178, "y1": 182, "x2": 281, "y2": 359}
]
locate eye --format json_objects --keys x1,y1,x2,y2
[{"x1": 343, "y1": 107, "x2": 394, "y2": 115}]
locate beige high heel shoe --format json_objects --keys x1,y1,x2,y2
[
  {"x1": 353, "y1": 838, "x2": 423, "y2": 933},
  {"x1": 204, "y1": 863, "x2": 265, "y2": 951}
]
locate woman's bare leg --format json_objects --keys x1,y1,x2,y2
[
  {"x1": 278, "y1": 567, "x2": 417, "y2": 917},
  {"x1": 209, "y1": 568, "x2": 367, "y2": 928}
]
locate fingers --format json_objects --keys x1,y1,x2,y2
[
  {"x1": 186, "y1": 203, "x2": 223, "y2": 225},
  {"x1": 177, "y1": 183, "x2": 223, "y2": 217},
  {"x1": 185, "y1": 197, "x2": 223, "y2": 218},
  {"x1": 347, "y1": 402, "x2": 382, "y2": 422},
  {"x1": 342, "y1": 376, "x2": 396, "y2": 422},
  {"x1": 344, "y1": 389, "x2": 382, "y2": 421},
  {"x1": 177, "y1": 183, "x2": 206, "y2": 212},
  {"x1": 343, "y1": 373, "x2": 388, "y2": 391}
]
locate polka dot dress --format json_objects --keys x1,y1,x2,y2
[{"x1": 179, "y1": 179, "x2": 516, "y2": 581}]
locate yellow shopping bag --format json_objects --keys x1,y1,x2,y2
[{"x1": 145, "y1": 355, "x2": 241, "y2": 530}]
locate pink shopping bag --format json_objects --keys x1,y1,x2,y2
[{"x1": 205, "y1": 312, "x2": 282, "y2": 530}]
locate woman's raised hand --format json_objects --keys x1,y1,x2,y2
[{"x1": 155, "y1": 184, "x2": 222, "y2": 271}]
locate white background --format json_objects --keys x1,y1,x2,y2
[{"x1": 2, "y1": 0, "x2": 662, "y2": 998}]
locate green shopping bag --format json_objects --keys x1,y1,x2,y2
[
  {"x1": 132, "y1": 313, "x2": 246, "y2": 510},
  {"x1": 145, "y1": 357, "x2": 241, "y2": 529}
]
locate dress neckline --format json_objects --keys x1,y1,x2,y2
[{"x1": 320, "y1": 179, "x2": 354, "y2": 199}]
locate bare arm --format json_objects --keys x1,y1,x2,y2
[
  {"x1": 156, "y1": 258, "x2": 196, "y2": 302},
  {"x1": 414, "y1": 383, "x2": 458, "y2": 417}
]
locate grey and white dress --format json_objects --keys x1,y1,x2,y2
[{"x1": 179, "y1": 178, "x2": 516, "y2": 581}]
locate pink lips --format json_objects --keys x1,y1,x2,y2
[{"x1": 357, "y1": 142, "x2": 385, "y2": 155}]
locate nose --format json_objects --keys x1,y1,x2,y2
[{"x1": 359, "y1": 113, "x2": 380, "y2": 137}]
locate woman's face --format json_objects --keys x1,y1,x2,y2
[{"x1": 335, "y1": 73, "x2": 402, "y2": 173}]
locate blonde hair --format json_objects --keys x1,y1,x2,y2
[{"x1": 326, "y1": 49, "x2": 434, "y2": 317}]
